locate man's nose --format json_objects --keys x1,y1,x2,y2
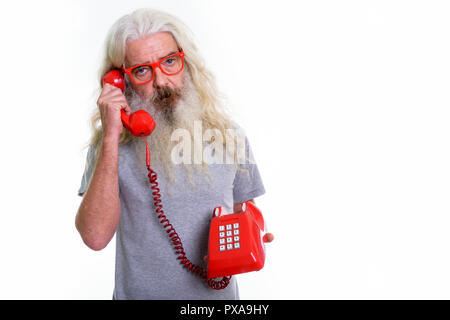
[{"x1": 153, "y1": 67, "x2": 169, "y2": 87}]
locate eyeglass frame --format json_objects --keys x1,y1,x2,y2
[{"x1": 121, "y1": 49, "x2": 185, "y2": 85}]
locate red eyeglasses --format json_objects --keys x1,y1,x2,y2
[{"x1": 122, "y1": 50, "x2": 185, "y2": 85}]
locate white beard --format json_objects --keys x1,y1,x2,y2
[{"x1": 125, "y1": 73, "x2": 206, "y2": 185}]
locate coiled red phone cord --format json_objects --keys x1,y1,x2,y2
[{"x1": 143, "y1": 137, "x2": 231, "y2": 290}]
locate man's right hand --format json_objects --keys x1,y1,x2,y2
[
  {"x1": 97, "y1": 83, "x2": 131, "y2": 140},
  {"x1": 76, "y1": 83, "x2": 127, "y2": 250}
]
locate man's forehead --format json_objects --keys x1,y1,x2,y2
[{"x1": 125, "y1": 32, "x2": 179, "y2": 65}]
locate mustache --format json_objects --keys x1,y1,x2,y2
[
  {"x1": 151, "y1": 86, "x2": 182, "y2": 108},
  {"x1": 148, "y1": 85, "x2": 183, "y2": 125}
]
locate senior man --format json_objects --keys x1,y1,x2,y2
[{"x1": 76, "y1": 8, "x2": 273, "y2": 300}]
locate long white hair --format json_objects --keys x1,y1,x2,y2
[{"x1": 89, "y1": 8, "x2": 236, "y2": 154}]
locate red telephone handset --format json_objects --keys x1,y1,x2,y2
[
  {"x1": 101, "y1": 70, "x2": 232, "y2": 290},
  {"x1": 207, "y1": 201, "x2": 268, "y2": 278},
  {"x1": 102, "y1": 69, "x2": 155, "y2": 137}
]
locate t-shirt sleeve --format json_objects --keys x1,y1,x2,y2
[
  {"x1": 78, "y1": 145, "x2": 97, "y2": 197},
  {"x1": 232, "y1": 135, "x2": 266, "y2": 203}
]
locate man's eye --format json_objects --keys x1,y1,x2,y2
[
  {"x1": 135, "y1": 67, "x2": 149, "y2": 75},
  {"x1": 164, "y1": 58, "x2": 175, "y2": 65}
]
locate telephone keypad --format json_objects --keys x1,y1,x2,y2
[{"x1": 218, "y1": 221, "x2": 240, "y2": 251}]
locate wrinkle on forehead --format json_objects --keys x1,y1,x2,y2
[{"x1": 125, "y1": 32, "x2": 179, "y2": 67}]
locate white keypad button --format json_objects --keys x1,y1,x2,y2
[
  {"x1": 227, "y1": 237, "x2": 232, "y2": 243},
  {"x1": 219, "y1": 226, "x2": 225, "y2": 231},
  {"x1": 234, "y1": 243, "x2": 240, "y2": 249},
  {"x1": 219, "y1": 245, "x2": 226, "y2": 251},
  {"x1": 226, "y1": 224, "x2": 232, "y2": 230},
  {"x1": 227, "y1": 244, "x2": 233, "y2": 250},
  {"x1": 233, "y1": 229, "x2": 239, "y2": 235},
  {"x1": 226, "y1": 231, "x2": 232, "y2": 236},
  {"x1": 219, "y1": 238, "x2": 225, "y2": 244},
  {"x1": 234, "y1": 236, "x2": 240, "y2": 242},
  {"x1": 219, "y1": 232, "x2": 225, "y2": 238},
  {"x1": 233, "y1": 223, "x2": 239, "y2": 229}
]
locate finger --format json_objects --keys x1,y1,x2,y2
[
  {"x1": 109, "y1": 103, "x2": 129, "y2": 113},
  {"x1": 101, "y1": 84, "x2": 124, "y2": 97},
  {"x1": 101, "y1": 83, "x2": 116, "y2": 93},
  {"x1": 103, "y1": 97, "x2": 128, "y2": 106},
  {"x1": 120, "y1": 103, "x2": 131, "y2": 114},
  {"x1": 263, "y1": 233, "x2": 274, "y2": 243},
  {"x1": 102, "y1": 83, "x2": 112, "y2": 89},
  {"x1": 101, "y1": 90, "x2": 126, "y2": 101},
  {"x1": 98, "y1": 88, "x2": 123, "y2": 104}
]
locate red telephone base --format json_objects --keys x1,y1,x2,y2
[{"x1": 207, "y1": 201, "x2": 266, "y2": 279}]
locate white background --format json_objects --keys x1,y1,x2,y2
[{"x1": 0, "y1": 0, "x2": 449, "y2": 299}]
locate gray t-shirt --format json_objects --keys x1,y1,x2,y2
[{"x1": 78, "y1": 135, "x2": 265, "y2": 300}]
